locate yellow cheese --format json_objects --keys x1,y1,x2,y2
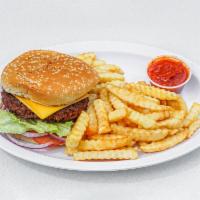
[{"x1": 15, "y1": 96, "x2": 66, "y2": 119}]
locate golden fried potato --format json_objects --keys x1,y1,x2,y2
[
  {"x1": 93, "y1": 99, "x2": 111, "y2": 134},
  {"x1": 126, "y1": 84, "x2": 160, "y2": 105},
  {"x1": 160, "y1": 100, "x2": 167, "y2": 106},
  {"x1": 120, "y1": 118, "x2": 138, "y2": 128},
  {"x1": 183, "y1": 103, "x2": 200, "y2": 127},
  {"x1": 188, "y1": 119, "x2": 200, "y2": 138},
  {"x1": 111, "y1": 124, "x2": 169, "y2": 142},
  {"x1": 92, "y1": 59, "x2": 106, "y2": 67},
  {"x1": 109, "y1": 93, "x2": 157, "y2": 128},
  {"x1": 91, "y1": 81, "x2": 126, "y2": 93},
  {"x1": 130, "y1": 106, "x2": 152, "y2": 114},
  {"x1": 130, "y1": 83, "x2": 178, "y2": 100},
  {"x1": 146, "y1": 111, "x2": 171, "y2": 121},
  {"x1": 66, "y1": 111, "x2": 89, "y2": 155},
  {"x1": 109, "y1": 93, "x2": 127, "y2": 109},
  {"x1": 99, "y1": 72, "x2": 125, "y2": 82},
  {"x1": 108, "y1": 80, "x2": 126, "y2": 87},
  {"x1": 86, "y1": 104, "x2": 98, "y2": 137},
  {"x1": 94, "y1": 64, "x2": 124, "y2": 74},
  {"x1": 73, "y1": 148, "x2": 138, "y2": 160},
  {"x1": 177, "y1": 96, "x2": 188, "y2": 113},
  {"x1": 76, "y1": 52, "x2": 96, "y2": 66},
  {"x1": 108, "y1": 108, "x2": 127, "y2": 122},
  {"x1": 157, "y1": 111, "x2": 185, "y2": 129},
  {"x1": 137, "y1": 81, "x2": 149, "y2": 85},
  {"x1": 127, "y1": 108, "x2": 157, "y2": 129},
  {"x1": 167, "y1": 97, "x2": 188, "y2": 114},
  {"x1": 168, "y1": 129, "x2": 180, "y2": 136},
  {"x1": 107, "y1": 85, "x2": 171, "y2": 111},
  {"x1": 88, "y1": 93, "x2": 98, "y2": 106},
  {"x1": 99, "y1": 88, "x2": 113, "y2": 112},
  {"x1": 78, "y1": 135, "x2": 132, "y2": 151},
  {"x1": 139, "y1": 129, "x2": 188, "y2": 152}
]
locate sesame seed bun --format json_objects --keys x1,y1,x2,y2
[{"x1": 1, "y1": 50, "x2": 99, "y2": 106}]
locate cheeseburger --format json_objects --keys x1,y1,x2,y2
[{"x1": 0, "y1": 50, "x2": 99, "y2": 148}]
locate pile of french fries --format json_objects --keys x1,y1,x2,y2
[{"x1": 65, "y1": 52, "x2": 200, "y2": 161}]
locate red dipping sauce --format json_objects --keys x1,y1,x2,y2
[{"x1": 147, "y1": 56, "x2": 191, "y2": 93}]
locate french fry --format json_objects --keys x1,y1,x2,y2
[
  {"x1": 121, "y1": 118, "x2": 138, "y2": 128},
  {"x1": 66, "y1": 111, "x2": 89, "y2": 155},
  {"x1": 126, "y1": 84, "x2": 160, "y2": 105},
  {"x1": 93, "y1": 99, "x2": 111, "y2": 134},
  {"x1": 146, "y1": 111, "x2": 171, "y2": 121},
  {"x1": 94, "y1": 64, "x2": 124, "y2": 74},
  {"x1": 111, "y1": 124, "x2": 169, "y2": 142},
  {"x1": 131, "y1": 106, "x2": 151, "y2": 114},
  {"x1": 73, "y1": 148, "x2": 138, "y2": 160},
  {"x1": 92, "y1": 59, "x2": 106, "y2": 67},
  {"x1": 99, "y1": 72, "x2": 125, "y2": 82},
  {"x1": 107, "y1": 85, "x2": 171, "y2": 111},
  {"x1": 88, "y1": 93, "x2": 98, "y2": 105},
  {"x1": 108, "y1": 108, "x2": 127, "y2": 122},
  {"x1": 183, "y1": 103, "x2": 200, "y2": 127},
  {"x1": 137, "y1": 81, "x2": 149, "y2": 85},
  {"x1": 167, "y1": 97, "x2": 188, "y2": 114},
  {"x1": 160, "y1": 100, "x2": 167, "y2": 106},
  {"x1": 167, "y1": 100, "x2": 180, "y2": 110},
  {"x1": 130, "y1": 83, "x2": 178, "y2": 100},
  {"x1": 188, "y1": 119, "x2": 200, "y2": 138},
  {"x1": 177, "y1": 96, "x2": 188, "y2": 113},
  {"x1": 108, "y1": 80, "x2": 126, "y2": 87},
  {"x1": 169, "y1": 129, "x2": 180, "y2": 136},
  {"x1": 88, "y1": 134, "x2": 127, "y2": 140},
  {"x1": 157, "y1": 111, "x2": 185, "y2": 129},
  {"x1": 109, "y1": 93, "x2": 127, "y2": 109},
  {"x1": 76, "y1": 52, "x2": 96, "y2": 66},
  {"x1": 99, "y1": 88, "x2": 113, "y2": 112},
  {"x1": 139, "y1": 129, "x2": 188, "y2": 152},
  {"x1": 109, "y1": 93, "x2": 157, "y2": 128},
  {"x1": 127, "y1": 108, "x2": 157, "y2": 129},
  {"x1": 78, "y1": 135, "x2": 132, "y2": 151},
  {"x1": 91, "y1": 81, "x2": 126, "y2": 93},
  {"x1": 86, "y1": 104, "x2": 98, "y2": 137}
]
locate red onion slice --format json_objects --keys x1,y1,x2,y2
[
  {"x1": 23, "y1": 132, "x2": 48, "y2": 138},
  {"x1": 0, "y1": 103, "x2": 6, "y2": 110},
  {"x1": 6, "y1": 134, "x2": 53, "y2": 149},
  {"x1": 49, "y1": 134, "x2": 65, "y2": 142}
]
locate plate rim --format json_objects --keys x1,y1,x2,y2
[{"x1": 0, "y1": 40, "x2": 199, "y2": 172}]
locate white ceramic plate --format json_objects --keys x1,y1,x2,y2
[{"x1": 0, "y1": 41, "x2": 200, "y2": 171}]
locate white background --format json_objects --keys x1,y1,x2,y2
[{"x1": 0, "y1": 0, "x2": 200, "y2": 199}]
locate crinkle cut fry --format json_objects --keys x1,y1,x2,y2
[
  {"x1": 66, "y1": 111, "x2": 89, "y2": 155},
  {"x1": 78, "y1": 135, "x2": 132, "y2": 151},
  {"x1": 93, "y1": 99, "x2": 111, "y2": 134},
  {"x1": 111, "y1": 124, "x2": 169, "y2": 142},
  {"x1": 139, "y1": 129, "x2": 188, "y2": 152},
  {"x1": 107, "y1": 85, "x2": 172, "y2": 111},
  {"x1": 130, "y1": 83, "x2": 178, "y2": 100},
  {"x1": 73, "y1": 148, "x2": 138, "y2": 160},
  {"x1": 188, "y1": 119, "x2": 200, "y2": 138},
  {"x1": 183, "y1": 103, "x2": 200, "y2": 127},
  {"x1": 86, "y1": 104, "x2": 98, "y2": 136}
]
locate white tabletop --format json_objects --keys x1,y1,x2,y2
[{"x1": 1, "y1": 0, "x2": 200, "y2": 199}]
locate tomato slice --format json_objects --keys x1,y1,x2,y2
[{"x1": 33, "y1": 135, "x2": 64, "y2": 147}]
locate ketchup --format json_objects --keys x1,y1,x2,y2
[{"x1": 148, "y1": 56, "x2": 189, "y2": 87}]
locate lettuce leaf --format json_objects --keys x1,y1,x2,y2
[{"x1": 0, "y1": 110, "x2": 72, "y2": 137}]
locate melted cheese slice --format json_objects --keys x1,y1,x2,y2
[
  {"x1": 15, "y1": 96, "x2": 66, "y2": 119},
  {"x1": 15, "y1": 95, "x2": 88, "y2": 120}
]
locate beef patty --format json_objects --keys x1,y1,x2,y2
[{"x1": 1, "y1": 91, "x2": 89, "y2": 122}]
